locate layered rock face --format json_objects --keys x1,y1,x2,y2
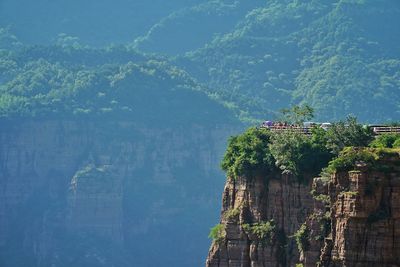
[
  {"x1": 0, "y1": 119, "x2": 238, "y2": 267},
  {"x1": 207, "y1": 153, "x2": 400, "y2": 267},
  {"x1": 206, "y1": 173, "x2": 314, "y2": 267},
  {"x1": 318, "y1": 159, "x2": 400, "y2": 267}
]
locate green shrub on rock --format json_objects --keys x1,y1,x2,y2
[
  {"x1": 370, "y1": 133, "x2": 400, "y2": 148},
  {"x1": 326, "y1": 147, "x2": 379, "y2": 173},
  {"x1": 293, "y1": 223, "x2": 310, "y2": 254},
  {"x1": 242, "y1": 220, "x2": 276, "y2": 245},
  {"x1": 221, "y1": 127, "x2": 275, "y2": 179},
  {"x1": 208, "y1": 224, "x2": 225, "y2": 242}
]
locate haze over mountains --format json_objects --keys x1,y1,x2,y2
[
  {"x1": 0, "y1": 0, "x2": 399, "y2": 267},
  {"x1": 1, "y1": 0, "x2": 399, "y2": 122}
]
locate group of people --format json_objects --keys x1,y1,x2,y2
[{"x1": 261, "y1": 121, "x2": 304, "y2": 129}]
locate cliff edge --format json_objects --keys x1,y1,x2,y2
[
  {"x1": 206, "y1": 172, "x2": 313, "y2": 267},
  {"x1": 206, "y1": 130, "x2": 400, "y2": 267}
]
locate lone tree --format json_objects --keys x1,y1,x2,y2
[{"x1": 280, "y1": 104, "x2": 314, "y2": 125}]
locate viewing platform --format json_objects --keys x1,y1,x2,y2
[{"x1": 260, "y1": 124, "x2": 400, "y2": 136}]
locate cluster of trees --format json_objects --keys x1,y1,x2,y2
[
  {"x1": 0, "y1": 28, "x2": 235, "y2": 124},
  {"x1": 221, "y1": 107, "x2": 381, "y2": 180},
  {"x1": 182, "y1": 0, "x2": 400, "y2": 122},
  {"x1": 2, "y1": 0, "x2": 399, "y2": 124}
]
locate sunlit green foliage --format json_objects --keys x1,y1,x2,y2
[
  {"x1": 221, "y1": 127, "x2": 275, "y2": 179},
  {"x1": 221, "y1": 114, "x2": 380, "y2": 179},
  {"x1": 269, "y1": 130, "x2": 332, "y2": 176},
  {"x1": 223, "y1": 208, "x2": 241, "y2": 221},
  {"x1": 221, "y1": 123, "x2": 333, "y2": 179},
  {"x1": 326, "y1": 147, "x2": 379, "y2": 173},
  {"x1": 293, "y1": 223, "x2": 310, "y2": 254},
  {"x1": 242, "y1": 220, "x2": 276, "y2": 245},
  {"x1": 184, "y1": 0, "x2": 400, "y2": 122},
  {"x1": 324, "y1": 116, "x2": 374, "y2": 154},
  {"x1": 0, "y1": 29, "x2": 235, "y2": 124},
  {"x1": 280, "y1": 104, "x2": 314, "y2": 124},
  {"x1": 370, "y1": 133, "x2": 400, "y2": 149},
  {"x1": 208, "y1": 224, "x2": 225, "y2": 242}
]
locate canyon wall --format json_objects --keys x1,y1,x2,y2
[
  {"x1": 206, "y1": 173, "x2": 314, "y2": 267},
  {"x1": 311, "y1": 155, "x2": 400, "y2": 267},
  {"x1": 0, "y1": 119, "x2": 239, "y2": 267},
  {"x1": 207, "y1": 153, "x2": 400, "y2": 267}
]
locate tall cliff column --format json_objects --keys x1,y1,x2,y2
[
  {"x1": 300, "y1": 151, "x2": 400, "y2": 267},
  {"x1": 320, "y1": 159, "x2": 400, "y2": 267},
  {"x1": 206, "y1": 172, "x2": 313, "y2": 267}
]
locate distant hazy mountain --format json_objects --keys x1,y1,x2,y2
[
  {"x1": 0, "y1": 28, "x2": 240, "y2": 267},
  {"x1": 179, "y1": 0, "x2": 400, "y2": 122},
  {"x1": 2, "y1": 0, "x2": 399, "y2": 122},
  {"x1": 0, "y1": 0, "x2": 205, "y2": 45}
]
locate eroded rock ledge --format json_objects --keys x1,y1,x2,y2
[
  {"x1": 206, "y1": 152, "x2": 400, "y2": 267},
  {"x1": 206, "y1": 172, "x2": 313, "y2": 267}
]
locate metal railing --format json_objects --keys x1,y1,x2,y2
[
  {"x1": 260, "y1": 125, "x2": 400, "y2": 136},
  {"x1": 372, "y1": 127, "x2": 400, "y2": 135}
]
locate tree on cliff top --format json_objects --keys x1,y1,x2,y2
[
  {"x1": 221, "y1": 126, "x2": 332, "y2": 180},
  {"x1": 269, "y1": 130, "x2": 331, "y2": 177},
  {"x1": 280, "y1": 104, "x2": 314, "y2": 125},
  {"x1": 221, "y1": 127, "x2": 275, "y2": 179},
  {"x1": 221, "y1": 114, "x2": 375, "y2": 180},
  {"x1": 324, "y1": 116, "x2": 374, "y2": 154}
]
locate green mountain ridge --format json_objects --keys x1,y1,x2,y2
[
  {"x1": 1, "y1": 0, "x2": 399, "y2": 123},
  {"x1": 133, "y1": 0, "x2": 264, "y2": 55},
  {"x1": 178, "y1": 0, "x2": 400, "y2": 122},
  {"x1": 0, "y1": 30, "x2": 236, "y2": 124}
]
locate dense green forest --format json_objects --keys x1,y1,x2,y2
[
  {"x1": 220, "y1": 116, "x2": 400, "y2": 183},
  {"x1": 0, "y1": 1, "x2": 399, "y2": 267},
  {"x1": 0, "y1": 29, "x2": 235, "y2": 124},
  {"x1": 1, "y1": 0, "x2": 399, "y2": 123},
  {"x1": 181, "y1": 0, "x2": 400, "y2": 122}
]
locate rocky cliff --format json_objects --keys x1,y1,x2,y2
[
  {"x1": 0, "y1": 119, "x2": 239, "y2": 267},
  {"x1": 206, "y1": 172, "x2": 314, "y2": 267},
  {"x1": 308, "y1": 152, "x2": 400, "y2": 267},
  {"x1": 207, "y1": 150, "x2": 400, "y2": 267}
]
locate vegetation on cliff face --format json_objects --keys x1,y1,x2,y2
[
  {"x1": 220, "y1": 127, "x2": 275, "y2": 178},
  {"x1": 326, "y1": 147, "x2": 400, "y2": 174},
  {"x1": 370, "y1": 133, "x2": 400, "y2": 149},
  {"x1": 220, "y1": 126, "x2": 327, "y2": 180},
  {"x1": 293, "y1": 223, "x2": 310, "y2": 255},
  {"x1": 242, "y1": 220, "x2": 276, "y2": 245},
  {"x1": 208, "y1": 224, "x2": 225, "y2": 243},
  {"x1": 220, "y1": 115, "x2": 398, "y2": 180}
]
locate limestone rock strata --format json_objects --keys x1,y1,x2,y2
[
  {"x1": 0, "y1": 120, "x2": 237, "y2": 267},
  {"x1": 302, "y1": 155, "x2": 400, "y2": 267},
  {"x1": 208, "y1": 153, "x2": 400, "y2": 267},
  {"x1": 206, "y1": 173, "x2": 314, "y2": 267}
]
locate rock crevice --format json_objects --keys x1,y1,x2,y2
[{"x1": 207, "y1": 154, "x2": 400, "y2": 267}]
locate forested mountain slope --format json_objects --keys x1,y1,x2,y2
[
  {"x1": 2, "y1": 0, "x2": 399, "y2": 122},
  {"x1": 0, "y1": 29, "x2": 241, "y2": 267},
  {"x1": 0, "y1": 1, "x2": 399, "y2": 266},
  {"x1": 0, "y1": 0, "x2": 205, "y2": 45},
  {"x1": 180, "y1": 0, "x2": 400, "y2": 122},
  {"x1": 133, "y1": 0, "x2": 264, "y2": 55},
  {"x1": 0, "y1": 29, "x2": 235, "y2": 124}
]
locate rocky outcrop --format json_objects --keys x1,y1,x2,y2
[
  {"x1": 208, "y1": 152, "x2": 400, "y2": 267},
  {"x1": 319, "y1": 157, "x2": 400, "y2": 267},
  {"x1": 0, "y1": 119, "x2": 239, "y2": 267},
  {"x1": 206, "y1": 172, "x2": 314, "y2": 267},
  {"x1": 299, "y1": 153, "x2": 400, "y2": 267}
]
